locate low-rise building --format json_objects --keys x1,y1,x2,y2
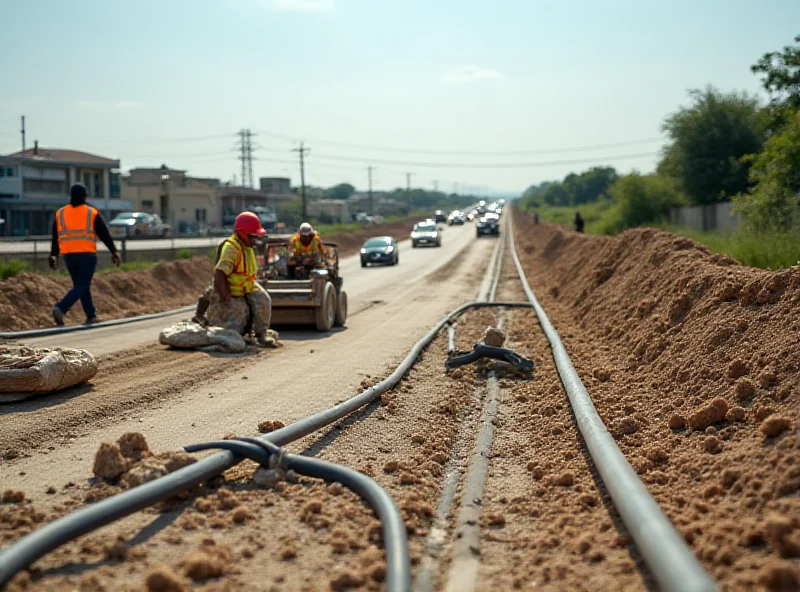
[
  {"x1": 0, "y1": 144, "x2": 128, "y2": 236},
  {"x1": 122, "y1": 166, "x2": 220, "y2": 233},
  {"x1": 347, "y1": 193, "x2": 406, "y2": 218},
  {"x1": 307, "y1": 199, "x2": 351, "y2": 223}
]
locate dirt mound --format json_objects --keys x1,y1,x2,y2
[
  {"x1": 0, "y1": 258, "x2": 213, "y2": 332},
  {"x1": 513, "y1": 211, "x2": 799, "y2": 587}
]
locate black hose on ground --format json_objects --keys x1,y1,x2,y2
[
  {"x1": 185, "y1": 437, "x2": 411, "y2": 592},
  {"x1": 0, "y1": 300, "x2": 531, "y2": 587}
]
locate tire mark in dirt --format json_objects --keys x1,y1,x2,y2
[{"x1": 0, "y1": 344, "x2": 260, "y2": 460}]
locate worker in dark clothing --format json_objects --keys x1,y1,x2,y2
[
  {"x1": 49, "y1": 183, "x2": 121, "y2": 326},
  {"x1": 574, "y1": 211, "x2": 585, "y2": 233}
]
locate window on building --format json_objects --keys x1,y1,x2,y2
[
  {"x1": 23, "y1": 179, "x2": 68, "y2": 194},
  {"x1": 94, "y1": 173, "x2": 101, "y2": 197},
  {"x1": 82, "y1": 172, "x2": 91, "y2": 193},
  {"x1": 0, "y1": 169, "x2": 4, "y2": 178},
  {"x1": 142, "y1": 200, "x2": 154, "y2": 212},
  {"x1": 8, "y1": 167, "x2": 17, "y2": 178},
  {"x1": 109, "y1": 171, "x2": 121, "y2": 198},
  {"x1": 195, "y1": 208, "x2": 207, "y2": 222}
]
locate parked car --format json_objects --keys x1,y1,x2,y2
[
  {"x1": 433, "y1": 210, "x2": 447, "y2": 224},
  {"x1": 476, "y1": 215, "x2": 500, "y2": 237},
  {"x1": 360, "y1": 236, "x2": 399, "y2": 267},
  {"x1": 447, "y1": 211, "x2": 465, "y2": 225},
  {"x1": 411, "y1": 220, "x2": 441, "y2": 248},
  {"x1": 109, "y1": 212, "x2": 171, "y2": 238}
]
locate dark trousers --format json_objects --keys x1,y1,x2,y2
[{"x1": 56, "y1": 253, "x2": 98, "y2": 318}]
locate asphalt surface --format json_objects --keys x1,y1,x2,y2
[{"x1": 0, "y1": 222, "x2": 497, "y2": 494}]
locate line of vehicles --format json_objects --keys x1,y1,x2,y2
[{"x1": 358, "y1": 199, "x2": 504, "y2": 267}]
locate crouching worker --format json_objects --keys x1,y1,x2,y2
[{"x1": 193, "y1": 212, "x2": 277, "y2": 347}]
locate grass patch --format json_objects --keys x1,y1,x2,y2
[
  {"x1": 177, "y1": 248, "x2": 194, "y2": 260},
  {"x1": 520, "y1": 202, "x2": 799, "y2": 270},
  {"x1": 657, "y1": 225, "x2": 800, "y2": 270},
  {"x1": 522, "y1": 200, "x2": 616, "y2": 235},
  {"x1": 97, "y1": 261, "x2": 160, "y2": 274},
  {"x1": 0, "y1": 259, "x2": 29, "y2": 280}
]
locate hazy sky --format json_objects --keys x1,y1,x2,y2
[{"x1": 1, "y1": 0, "x2": 797, "y2": 194}]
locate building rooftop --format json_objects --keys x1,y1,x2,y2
[{"x1": 6, "y1": 148, "x2": 120, "y2": 167}]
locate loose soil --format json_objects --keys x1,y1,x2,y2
[
  {"x1": 0, "y1": 220, "x2": 423, "y2": 333},
  {"x1": 2, "y1": 210, "x2": 798, "y2": 591},
  {"x1": 0, "y1": 259, "x2": 214, "y2": 332}
]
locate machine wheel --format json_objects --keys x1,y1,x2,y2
[
  {"x1": 315, "y1": 283, "x2": 336, "y2": 332},
  {"x1": 411, "y1": 241, "x2": 417, "y2": 248},
  {"x1": 393, "y1": 253, "x2": 399, "y2": 265},
  {"x1": 334, "y1": 290, "x2": 348, "y2": 327},
  {"x1": 361, "y1": 258, "x2": 367, "y2": 268}
]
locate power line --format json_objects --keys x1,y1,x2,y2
[
  {"x1": 298, "y1": 151, "x2": 659, "y2": 169},
  {"x1": 258, "y1": 129, "x2": 662, "y2": 156}
]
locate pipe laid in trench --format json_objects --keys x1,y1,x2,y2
[
  {"x1": 507, "y1": 215, "x2": 716, "y2": 592},
  {"x1": 0, "y1": 300, "x2": 531, "y2": 588}
]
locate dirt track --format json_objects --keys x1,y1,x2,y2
[{"x1": 1, "y1": 210, "x2": 798, "y2": 591}]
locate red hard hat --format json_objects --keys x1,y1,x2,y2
[{"x1": 234, "y1": 212, "x2": 266, "y2": 236}]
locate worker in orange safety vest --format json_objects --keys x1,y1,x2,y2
[{"x1": 49, "y1": 183, "x2": 120, "y2": 326}]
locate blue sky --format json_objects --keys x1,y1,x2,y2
[{"x1": 1, "y1": 0, "x2": 797, "y2": 194}]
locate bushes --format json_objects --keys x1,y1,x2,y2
[
  {"x1": 0, "y1": 260, "x2": 29, "y2": 280},
  {"x1": 600, "y1": 174, "x2": 685, "y2": 234},
  {"x1": 177, "y1": 248, "x2": 194, "y2": 260}
]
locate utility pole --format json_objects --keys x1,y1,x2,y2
[
  {"x1": 292, "y1": 142, "x2": 310, "y2": 220},
  {"x1": 406, "y1": 172, "x2": 413, "y2": 215},
  {"x1": 433, "y1": 180, "x2": 439, "y2": 193},
  {"x1": 367, "y1": 166, "x2": 374, "y2": 216},
  {"x1": 20, "y1": 116, "x2": 26, "y2": 153}
]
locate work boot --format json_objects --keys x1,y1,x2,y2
[
  {"x1": 85, "y1": 316, "x2": 100, "y2": 325},
  {"x1": 52, "y1": 306, "x2": 65, "y2": 326},
  {"x1": 255, "y1": 329, "x2": 281, "y2": 348}
]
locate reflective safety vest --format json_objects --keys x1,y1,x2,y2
[
  {"x1": 217, "y1": 236, "x2": 258, "y2": 297},
  {"x1": 56, "y1": 205, "x2": 98, "y2": 254},
  {"x1": 289, "y1": 233, "x2": 323, "y2": 261}
]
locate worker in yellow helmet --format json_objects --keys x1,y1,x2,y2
[{"x1": 49, "y1": 183, "x2": 121, "y2": 326}]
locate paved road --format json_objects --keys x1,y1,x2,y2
[
  {"x1": 0, "y1": 236, "x2": 221, "y2": 254},
  {"x1": 0, "y1": 221, "x2": 499, "y2": 494}
]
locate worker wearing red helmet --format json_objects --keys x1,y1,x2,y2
[{"x1": 192, "y1": 212, "x2": 275, "y2": 346}]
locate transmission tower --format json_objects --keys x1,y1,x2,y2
[{"x1": 236, "y1": 129, "x2": 256, "y2": 188}]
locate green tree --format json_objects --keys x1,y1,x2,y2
[
  {"x1": 325, "y1": 183, "x2": 356, "y2": 200},
  {"x1": 752, "y1": 35, "x2": 800, "y2": 111},
  {"x1": 659, "y1": 86, "x2": 764, "y2": 204},
  {"x1": 542, "y1": 183, "x2": 570, "y2": 206},
  {"x1": 734, "y1": 110, "x2": 800, "y2": 231},
  {"x1": 603, "y1": 173, "x2": 684, "y2": 233}
]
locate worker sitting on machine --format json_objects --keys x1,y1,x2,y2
[
  {"x1": 191, "y1": 212, "x2": 277, "y2": 347},
  {"x1": 287, "y1": 222, "x2": 326, "y2": 278}
]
